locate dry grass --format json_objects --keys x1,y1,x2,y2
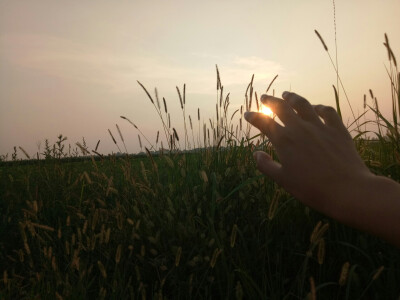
[{"x1": 0, "y1": 34, "x2": 399, "y2": 300}]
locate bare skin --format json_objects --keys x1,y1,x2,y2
[{"x1": 244, "y1": 91, "x2": 400, "y2": 248}]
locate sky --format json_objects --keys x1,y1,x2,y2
[{"x1": 1, "y1": 0, "x2": 399, "y2": 157}]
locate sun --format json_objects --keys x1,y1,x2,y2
[{"x1": 260, "y1": 104, "x2": 273, "y2": 117}]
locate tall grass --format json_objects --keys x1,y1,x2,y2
[{"x1": 0, "y1": 35, "x2": 400, "y2": 299}]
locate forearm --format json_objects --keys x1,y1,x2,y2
[{"x1": 329, "y1": 174, "x2": 400, "y2": 248}]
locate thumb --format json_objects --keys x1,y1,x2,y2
[{"x1": 253, "y1": 151, "x2": 282, "y2": 182}]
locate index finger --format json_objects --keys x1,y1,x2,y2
[
  {"x1": 282, "y1": 92, "x2": 323, "y2": 125},
  {"x1": 260, "y1": 94, "x2": 299, "y2": 126}
]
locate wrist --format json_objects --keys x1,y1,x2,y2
[{"x1": 329, "y1": 173, "x2": 400, "y2": 247}]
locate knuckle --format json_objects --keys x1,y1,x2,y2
[
  {"x1": 281, "y1": 102, "x2": 296, "y2": 115},
  {"x1": 281, "y1": 99, "x2": 292, "y2": 109},
  {"x1": 294, "y1": 97, "x2": 310, "y2": 109},
  {"x1": 286, "y1": 93, "x2": 310, "y2": 109},
  {"x1": 283, "y1": 91, "x2": 294, "y2": 98},
  {"x1": 324, "y1": 106, "x2": 337, "y2": 114}
]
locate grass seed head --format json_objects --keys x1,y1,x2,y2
[
  {"x1": 314, "y1": 29, "x2": 328, "y2": 51},
  {"x1": 18, "y1": 249, "x2": 24, "y2": 262},
  {"x1": 383, "y1": 33, "x2": 396, "y2": 66},
  {"x1": 83, "y1": 171, "x2": 92, "y2": 184},
  {"x1": 138, "y1": 135, "x2": 142, "y2": 149},
  {"x1": 71, "y1": 233, "x2": 76, "y2": 246},
  {"x1": 23, "y1": 241, "x2": 31, "y2": 255},
  {"x1": 163, "y1": 97, "x2": 168, "y2": 114},
  {"x1": 117, "y1": 213, "x2": 123, "y2": 230},
  {"x1": 97, "y1": 261, "x2": 107, "y2": 279},
  {"x1": 92, "y1": 209, "x2": 99, "y2": 231},
  {"x1": 317, "y1": 238, "x2": 325, "y2": 265},
  {"x1": 255, "y1": 91, "x2": 259, "y2": 111},
  {"x1": 183, "y1": 83, "x2": 186, "y2": 105},
  {"x1": 108, "y1": 129, "x2": 117, "y2": 144},
  {"x1": 18, "y1": 146, "x2": 30, "y2": 159},
  {"x1": 310, "y1": 221, "x2": 322, "y2": 243},
  {"x1": 65, "y1": 241, "x2": 70, "y2": 255},
  {"x1": 230, "y1": 224, "x2": 238, "y2": 248},
  {"x1": 176, "y1": 86, "x2": 183, "y2": 109},
  {"x1": 121, "y1": 116, "x2": 138, "y2": 129},
  {"x1": 199, "y1": 170, "x2": 208, "y2": 183},
  {"x1": 155, "y1": 87, "x2": 160, "y2": 109},
  {"x1": 231, "y1": 109, "x2": 239, "y2": 121},
  {"x1": 309, "y1": 277, "x2": 316, "y2": 300},
  {"x1": 137, "y1": 80, "x2": 154, "y2": 104},
  {"x1": 372, "y1": 266, "x2": 384, "y2": 281},
  {"x1": 3, "y1": 270, "x2": 8, "y2": 285},
  {"x1": 175, "y1": 247, "x2": 182, "y2": 266},
  {"x1": 116, "y1": 124, "x2": 125, "y2": 143},
  {"x1": 210, "y1": 248, "x2": 222, "y2": 268},
  {"x1": 268, "y1": 190, "x2": 281, "y2": 220},
  {"x1": 115, "y1": 244, "x2": 122, "y2": 264},
  {"x1": 216, "y1": 64, "x2": 221, "y2": 90},
  {"x1": 52, "y1": 256, "x2": 57, "y2": 271},
  {"x1": 249, "y1": 86, "x2": 253, "y2": 111},
  {"x1": 235, "y1": 281, "x2": 243, "y2": 300},
  {"x1": 219, "y1": 86, "x2": 224, "y2": 108},
  {"x1": 55, "y1": 292, "x2": 63, "y2": 300},
  {"x1": 310, "y1": 221, "x2": 330, "y2": 244},
  {"x1": 82, "y1": 220, "x2": 88, "y2": 234},
  {"x1": 173, "y1": 128, "x2": 180, "y2": 141},
  {"x1": 364, "y1": 94, "x2": 366, "y2": 109},
  {"x1": 385, "y1": 33, "x2": 390, "y2": 59},
  {"x1": 95, "y1": 139, "x2": 100, "y2": 151},
  {"x1": 339, "y1": 262, "x2": 350, "y2": 286},
  {"x1": 105, "y1": 228, "x2": 111, "y2": 244},
  {"x1": 369, "y1": 89, "x2": 374, "y2": 99},
  {"x1": 266, "y1": 74, "x2": 278, "y2": 93}
]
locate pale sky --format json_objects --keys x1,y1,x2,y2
[{"x1": 1, "y1": 0, "x2": 399, "y2": 157}]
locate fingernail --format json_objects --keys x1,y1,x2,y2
[
  {"x1": 244, "y1": 111, "x2": 253, "y2": 122},
  {"x1": 260, "y1": 94, "x2": 269, "y2": 103},
  {"x1": 253, "y1": 151, "x2": 260, "y2": 165}
]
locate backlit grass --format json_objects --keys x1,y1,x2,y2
[{"x1": 0, "y1": 35, "x2": 399, "y2": 299}]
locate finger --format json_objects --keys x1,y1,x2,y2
[
  {"x1": 253, "y1": 151, "x2": 282, "y2": 183},
  {"x1": 313, "y1": 105, "x2": 346, "y2": 129},
  {"x1": 244, "y1": 111, "x2": 284, "y2": 142},
  {"x1": 260, "y1": 95, "x2": 299, "y2": 126},
  {"x1": 282, "y1": 91, "x2": 323, "y2": 125}
]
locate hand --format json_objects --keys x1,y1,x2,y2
[
  {"x1": 244, "y1": 92, "x2": 400, "y2": 247},
  {"x1": 245, "y1": 92, "x2": 370, "y2": 213}
]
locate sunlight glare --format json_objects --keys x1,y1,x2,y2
[{"x1": 260, "y1": 105, "x2": 273, "y2": 117}]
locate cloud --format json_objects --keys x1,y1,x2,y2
[
  {"x1": 1, "y1": 34, "x2": 286, "y2": 95},
  {"x1": 221, "y1": 56, "x2": 284, "y2": 85}
]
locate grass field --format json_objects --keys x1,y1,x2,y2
[{"x1": 1, "y1": 35, "x2": 399, "y2": 299}]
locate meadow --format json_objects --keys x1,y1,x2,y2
[{"x1": 0, "y1": 34, "x2": 399, "y2": 299}]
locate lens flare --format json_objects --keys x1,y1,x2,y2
[{"x1": 260, "y1": 105, "x2": 273, "y2": 117}]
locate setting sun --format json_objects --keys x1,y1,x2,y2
[{"x1": 260, "y1": 104, "x2": 273, "y2": 117}]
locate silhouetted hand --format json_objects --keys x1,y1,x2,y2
[
  {"x1": 244, "y1": 92, "x2": 370, "y2": 212},
  {"x1": 244, "y1": 92, "x2": 400, "y2": 247}
]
